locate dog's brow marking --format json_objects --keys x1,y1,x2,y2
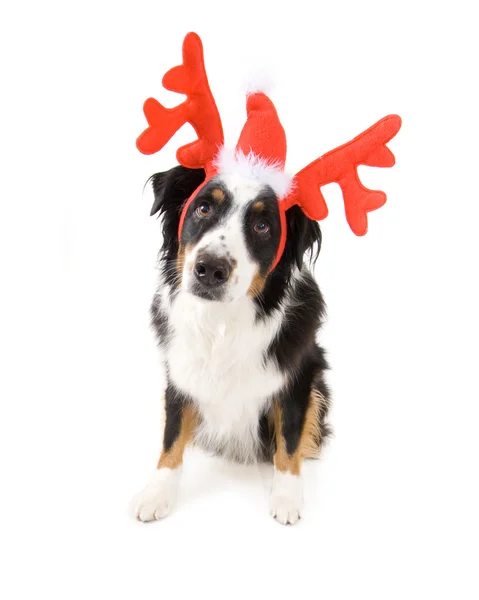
[
  {"x1": 211, "y1": 188, "x2": 225, "y2": 202},
  {"x1": 253, "y1": 201, "x2": 265, "y2": 212}
]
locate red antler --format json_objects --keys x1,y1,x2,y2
[
  {"x1": 284, "y1": 115, "x2": 402, "y2": 235},
  {"x1": 136, "y1": 32, "x2": 224, "y2": 173}
]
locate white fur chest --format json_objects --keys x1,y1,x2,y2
[{"x1": 163, "y1": 291, "x2": 285, "y2": 462}]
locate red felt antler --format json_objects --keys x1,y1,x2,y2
[
  {"x1": 283, "y1": 115, "x2": 402, "y2": 235},
  {"x1": 136, "y1": 32, "x2": 224, "y2": 173}
]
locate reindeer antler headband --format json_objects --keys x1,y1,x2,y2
[{"x1": 137, "y1": 32, "x2": 402, "y2": 271}]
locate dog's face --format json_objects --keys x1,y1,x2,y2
[
  {"x1": 179, "y1": 174, "x2": 281, "y2": 301},
  {"x1": 150, "y1": 165, "x2": 321, "y2": 302}
]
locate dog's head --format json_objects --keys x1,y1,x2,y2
[{"x1": 150, "y1": 166, "x2": 321, "y2": 302}]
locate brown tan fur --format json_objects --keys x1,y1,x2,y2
[
  {"x1": 272, "y1": 388, "x2": 327, "y2": 475},
  {"x1": 157, "y1": 405, "x2": 198, "y2": 469},
  {"x1": 253, "y1": 200, "x2": 265, "y2": 212},
  {"x1": 176, "y1": 244, "x2": 186, "y2": 285},
  {"x1": 301, "y1": 388, "x2": 326, "y2": 459},
  {"x1": 247, "y1": 272, "x2": 266, "y2": 298},
  {"x1": 211, "y1": 188, "x2": 225, "y2": 202},
  {"x1": 177, "y1": 243, "x2": 194, "y2": 286}
]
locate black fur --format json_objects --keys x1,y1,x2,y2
[
  {"x1": 242, "y1": 186, "x2": 282, "y2": 275},
  {"x1": 278, "y1": 350, "x2": 330, "y2": 455},
  {"x1": 266, "y1": 271, "x2": 327, "y2": 373},
  {"x1": 149, "y1": 166, "x2": 206, "y2": 287},
  {"x1": 254, "y1": 205, "x2": 322, "y2": 318},
  {"x1": 257, "y1": 207, "x2": 329, "y2": 458},
  {"x1": 179, "y1": 178, "x2": 234, "y2": 248},
  {"x1": 163, "y1": 382, "x2": 189, "y2": 453}
]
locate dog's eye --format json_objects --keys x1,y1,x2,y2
[
  {"x1": 253, "y1": 220, "x2": 270, "y2": 235},
  {"x1": 196, "y1": 202, "x2": 211, "y2": 217}
]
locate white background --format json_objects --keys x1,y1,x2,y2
[{"x1": 1, "y1": 1, "x2": 478, "y2": 598}]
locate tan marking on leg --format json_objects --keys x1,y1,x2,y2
[
  {"x1": 272, "y1": 403, "x2": 301, "y2": 475},
  {"x1": 272, "y1": 385, "x2": 328, "y2": 474},
  {"x1": 247, "y1": 272, "x2": 266, "y2": 298},
  {"x1": 211, "y1": 188, "x2": 225, "y2": 202},
  {"x1": 301, "y1": 388, "x2": 325, "y2": 459},
  {"x1": 157, "y1": 405, "x2": 198, "y2": 469}
]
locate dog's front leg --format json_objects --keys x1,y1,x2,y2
[
  {"x1": 132, "y1": 385, "x2": 197, "y2": 522},
  {"x1": 269, "y1": 382, "x2": 326, "y2": 525},
  {"x1": 269, "y1": 400, "x2": 304, "y2": 525}
]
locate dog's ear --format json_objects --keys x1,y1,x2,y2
[
  {"x1": 285, "y1": 205, "x2": 322, "y2": 271},
  {"x1": 149, "y1": 165, "x2": 205, "y2": 217},
  {"x1": 148, "y1": 166, "x2": 205, "y2": 251}
]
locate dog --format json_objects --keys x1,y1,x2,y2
[{"x1": 132, "y1": 164, "x2": 331, "y2": 525}]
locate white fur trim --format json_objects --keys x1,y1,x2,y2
[
  {"x1": 214, "y1": 147, "x2": 293, "y2": 199},
  {"x1": 242, "y1": 69, "x2": 275, "y2": 96}
]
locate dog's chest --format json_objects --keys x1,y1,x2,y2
[{"x1": 164, "y1": 293, "x2": 284, "y2": 460}]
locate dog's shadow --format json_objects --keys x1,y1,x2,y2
[
  {"x1": 178, "y1": 447, "x2": 323, "y2": 511},
  {"x1": 178, "y1": 448, "x2": 275, "y2": 508}
]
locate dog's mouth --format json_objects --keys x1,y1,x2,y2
[{"x1": 189, "y1": 281, "x2": 228, "y2": 302}]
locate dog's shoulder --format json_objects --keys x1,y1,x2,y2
[{"x1": 264, "y1": 268, "x2": 326, "y2": 373}]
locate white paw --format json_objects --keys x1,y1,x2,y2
[
  {"x1": 269, "y1": 469, "x2": 303, "y2": 525},
  {"x1": 131, "y1": 468, "x2": 180, "y2": 522}
]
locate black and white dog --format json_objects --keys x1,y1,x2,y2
[{"x1": 132, "y1": 164, "x2": 331, "y2": 525}]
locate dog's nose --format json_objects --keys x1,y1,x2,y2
[{"x1": 194, "y1": 255, "x2": 232, "y2": 287}]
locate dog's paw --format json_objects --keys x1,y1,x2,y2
[
  {"x1": 269, "y1": 469, "x2": 303, "y2": 525},
  {"x1": 131, "y1": 468, "x2": 180, "y2": 522}
]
